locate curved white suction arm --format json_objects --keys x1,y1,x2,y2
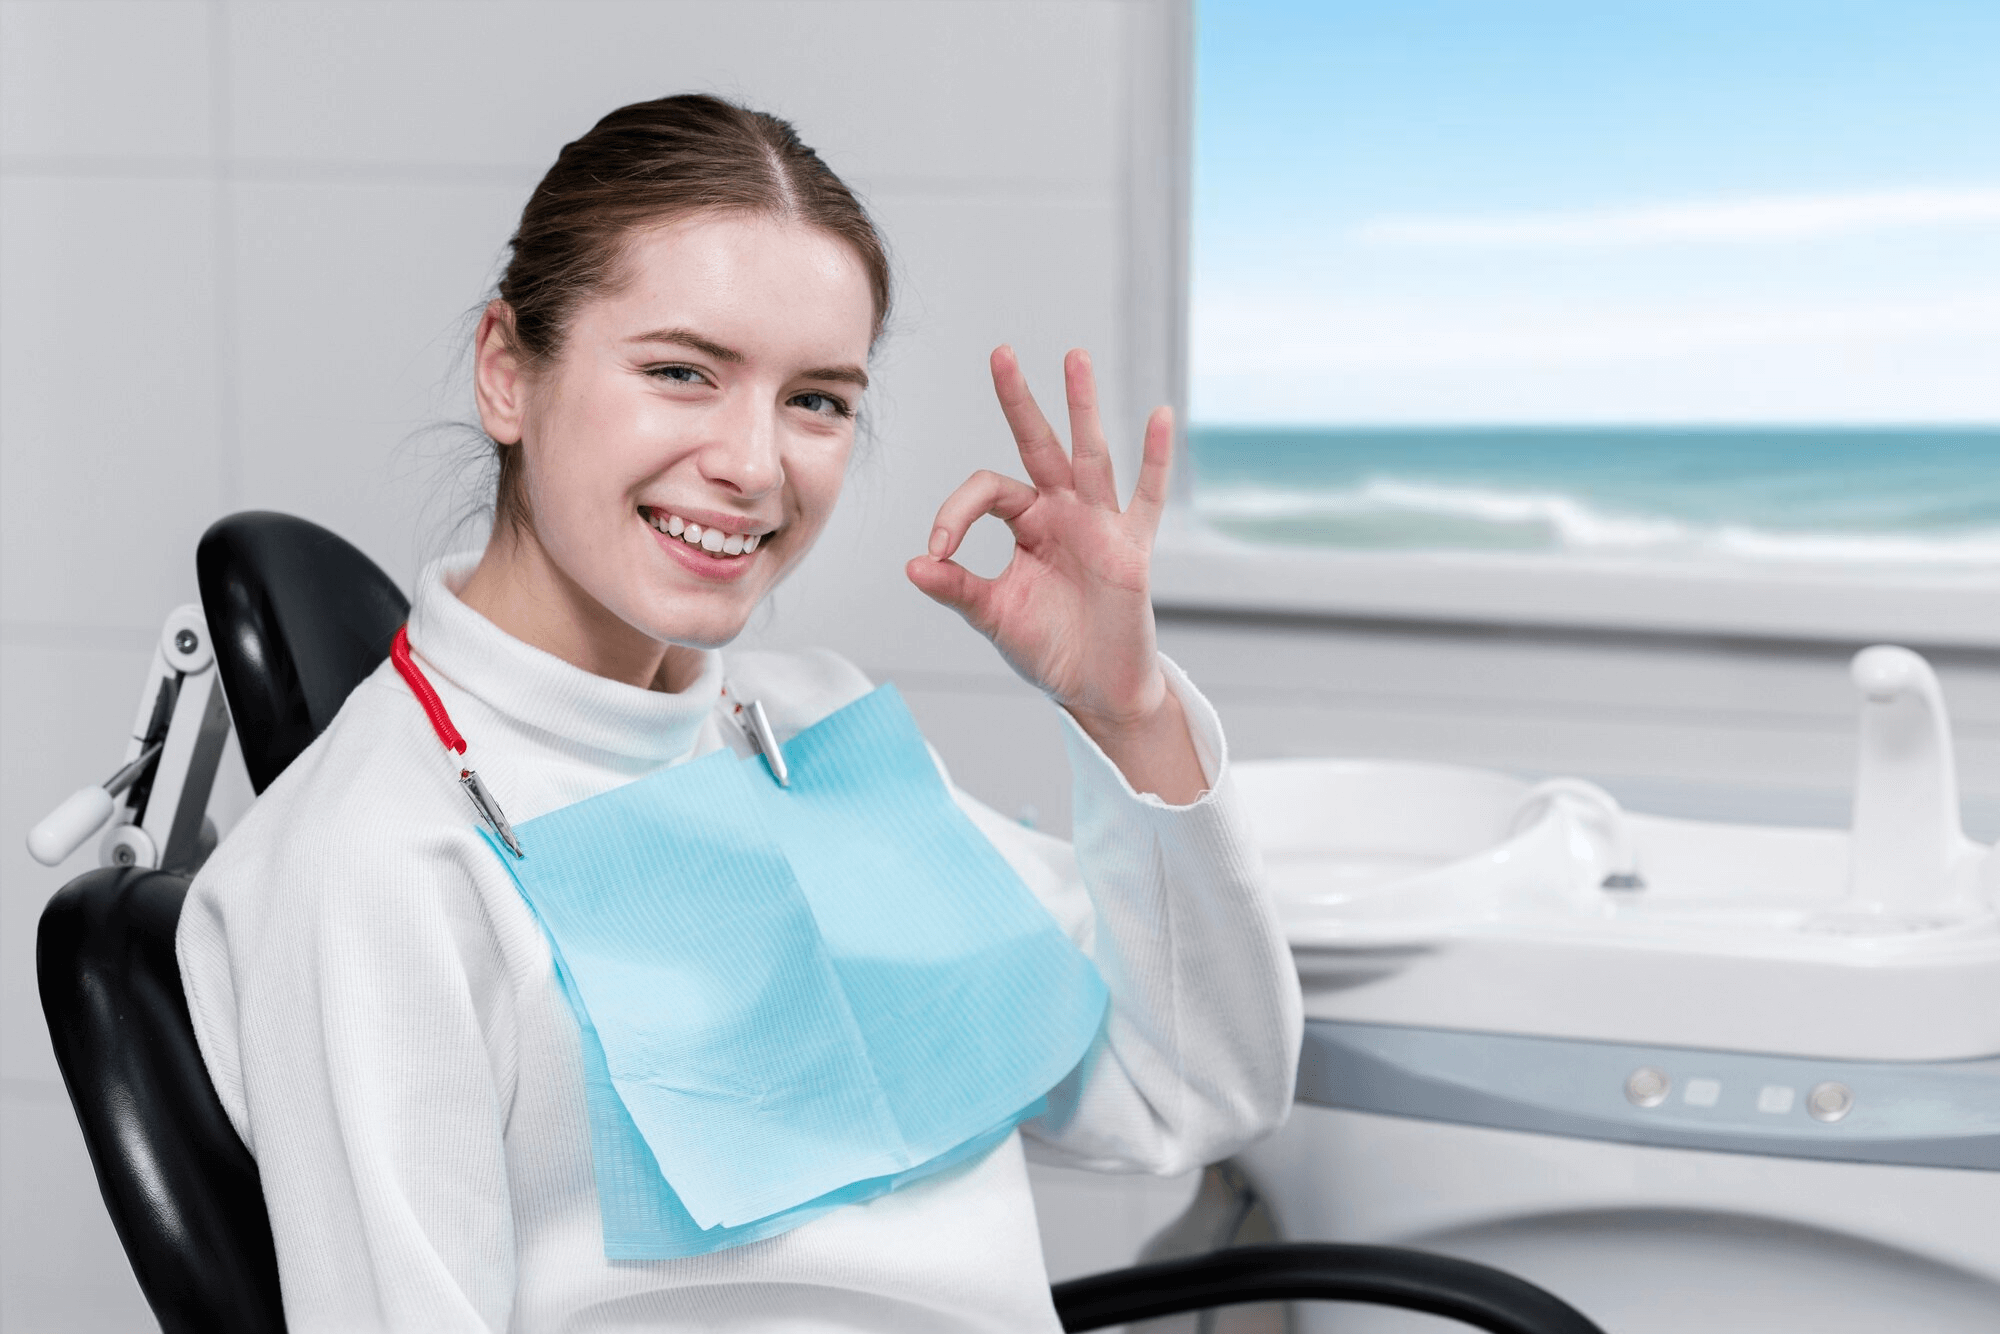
[
  {"x1": 1510, "y1": 778, "x2": 1643, "y2": 890},
  {"x1": 1847, "y1": 645, "x2": 1973, "y2": 913}
]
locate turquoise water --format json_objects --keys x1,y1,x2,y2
[{"x1": 1186, "y1": 427, "x2": 2000, "y2": 566}]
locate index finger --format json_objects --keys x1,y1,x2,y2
[{"x1": 990, "y1": 345, "x2": 1071, "y2": 493}]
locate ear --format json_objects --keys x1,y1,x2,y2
[{"x1": 474, "y1": 300, "x2": 529, "y2": 445}]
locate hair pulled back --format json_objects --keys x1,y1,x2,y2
[{"x1": 490, "y1": 93, "x2": 891, "y2": 531}]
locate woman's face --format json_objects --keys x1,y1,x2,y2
[{"x1": 490, "y1": 213, "x2": 875, "y2": 655}]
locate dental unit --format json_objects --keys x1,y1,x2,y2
[{"x1": 1152, "y1": 644, "x2": 1998, "y2": 1333}]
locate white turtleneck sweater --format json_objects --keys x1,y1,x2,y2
[{"x1": 177, "y1": 555, "x2": 1302, "y2": 1333}]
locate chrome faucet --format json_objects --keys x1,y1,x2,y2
[{"x1": 1846, "y1": 645, "x2": 1983, "y2": 915}]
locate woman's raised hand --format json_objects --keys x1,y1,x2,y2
[{"x1": 906, "y1": 347, "x2": 1206, "y2": 803}]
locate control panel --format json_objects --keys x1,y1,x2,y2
[{"x1": 1295, "y1": 1020, "x2": 2000, "y2": 1170}]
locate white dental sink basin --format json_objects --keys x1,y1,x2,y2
[
  {"x1": 1238, "y1": 758, "x2": 1531, "y2": 900},
  {"x1": 1235, "y1": 750, "x2": 2000, "y2": 1063}
]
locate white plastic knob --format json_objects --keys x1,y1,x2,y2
[
  {"x1": 27, "y1": 786, "x2": 115, "y2": 867},
  {"x1": 161, "y1": 604, "x2": 213, "y2": 674},
  {"x1": 100, "y1": 822, "x2": 159, "y2": 870}
]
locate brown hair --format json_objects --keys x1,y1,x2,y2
[{"x1": 489, "y1": 93, "x2": 891, "y2": 533}]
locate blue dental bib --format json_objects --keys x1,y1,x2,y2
[{"x1": 487, "y1": 684, "x2": 1108, "y2": 1258}]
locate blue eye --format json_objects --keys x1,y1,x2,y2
[
  {"x1": 792, "y1": 391, "x2": 853, "y2": 419},
  {"x1": 645, "y1": 364, "x2": 705, "y2": 385}
]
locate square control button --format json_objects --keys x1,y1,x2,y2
[
  {"x1": 1682, "y1": 1077, "x2": 1721, "y2": 1108},
  {"x1": 1757, "y1": 1084, "x2": 1796, "y2": 1115}
]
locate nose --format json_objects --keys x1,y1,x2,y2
[{"x1": 698, "y1": 393, "x2": 783, "y2": 499}]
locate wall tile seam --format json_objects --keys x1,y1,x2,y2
[
  {"x1": 1186, "y1": 683, "x2": 1938, "y2": 730},
  {"x1": 0, "y1": 157, "x2": 221, "y2": 181},
  {"x1": 0, "y1": 623, "x2": 162, "y2": 650},
  {"x1": 0, "y1": 159, "x2": 1121, "y2": 205}
]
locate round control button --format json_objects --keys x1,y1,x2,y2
[
  {"x1": 1808, "y1": 1081, "x2": 1854, "y2": 1123},
  {"x1": 1625, "y1": 1066, "x2": 1670, "y2": 1108}
]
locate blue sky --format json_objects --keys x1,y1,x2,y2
[{"x1": 1190, "y1": 0, "x2": 2000, "y2": 424}]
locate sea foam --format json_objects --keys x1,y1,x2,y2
[{"x1": 1194, "y1": 478, "x2": 2000, "y2": 567}]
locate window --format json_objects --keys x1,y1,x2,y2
[{"x1": 1184, "y1": 1, "x2": 1999, "y2": 586}]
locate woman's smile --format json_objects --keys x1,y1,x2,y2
[{"x1": 640, "y1": 504, "x2": 775, "y2": 581}]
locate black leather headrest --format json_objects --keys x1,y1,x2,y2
[{"x1": 197, "y1": 512, "x2": 408, "y2": 794}]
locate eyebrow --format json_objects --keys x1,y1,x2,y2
[
  {"x1": 628, "y1": 327, "x2": 744, "y2": 363},
  {"x1": 628, "y1": 326, "x2": 870, "y2": 391}
]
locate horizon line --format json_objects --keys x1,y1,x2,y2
[{"x1": 1186, "y1": 420, "x2": 2000, "y2": 432}]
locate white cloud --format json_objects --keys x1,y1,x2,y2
[
  {"x1": 1355, "y1": 187, "x2": 2000, "y2": 248},
  {"x1": 1188, "y1": 290, "x2": 2000, "y2": 423},
  {"x1": 1192, "y1": 292, "x2": 2000, "y2": 373}
]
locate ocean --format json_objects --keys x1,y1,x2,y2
[{"x1": 1185, "y1": 427, "x2": 2000, "y2": 567}]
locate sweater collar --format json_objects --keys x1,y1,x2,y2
[{"x1": 404, "y1": 552, "x2": 724, "y2": 764}]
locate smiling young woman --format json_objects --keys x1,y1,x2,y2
[
  {"x1": 460, "y1": 212, "x2": 875, "y2": 686},
  {"x1": 176, "y1": 94, "x2": 1300, "y2": 1333}
]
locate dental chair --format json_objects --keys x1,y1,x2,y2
[{"x1": 34, "y1": 512, "x2": 1605, "y2": 1334}]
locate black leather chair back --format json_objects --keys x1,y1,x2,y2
[
  {"x1": 38, "y1": 867, "x2": 285, "y2": 1334},
  {"x1": 39, "y1": 512, "x2": 406, "y2": 1332},
  {"x1": 197, "y1": 511, "x2": 409, "y2": 793}
]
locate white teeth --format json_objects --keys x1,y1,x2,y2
[{"x1": 647, "y1": 509, "x2": 767, "y2": 556}]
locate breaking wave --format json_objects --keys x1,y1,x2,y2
[{"x1": 1193, "y1": 478, "x2": 2000, "y2": 567}]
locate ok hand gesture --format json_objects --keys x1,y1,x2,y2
[{"x1": 906, "y1": 347, "x2": 1205, "y2": 803}]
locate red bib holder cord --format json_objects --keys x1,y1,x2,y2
[{"x1": 391, "y1": 624, "x2": 524, "y2": 857}]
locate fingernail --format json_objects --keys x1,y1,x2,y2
[{"x1": 929, "y1": 527, "x2": 948, "y2": 558}]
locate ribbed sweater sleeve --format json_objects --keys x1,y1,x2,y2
[
  {"x1": 980, "y1": 656, "x2": 1305, "y2": 1173},
  {"x1": 179, "y1": 690, "x2": 523, "y2": 1332}
]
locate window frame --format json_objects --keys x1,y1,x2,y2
[{"x1": 1123, "y1": 0, "x2": 1999, "y2": 651}]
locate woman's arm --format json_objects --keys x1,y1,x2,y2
[
  {"x1": 948, "y1": 660, "x2": 1302, "y2": 1172},
  {"x1": 178, "y1": 748, "x2": 521, "y2": 1333},
  {"x1": 910, "y1": 357, "x2": 1301, "y2": 1167}
]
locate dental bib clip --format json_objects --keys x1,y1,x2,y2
[
  {"x1": 390, "y1": 625, "x2": 524, "y2": 858},
  {"x1": 725, "y1": 689, "x2": 790, "y2": 787}
]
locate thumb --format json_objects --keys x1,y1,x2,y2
[{"x1": 906, "y1": 555, "x2": 997, "y2": 633}]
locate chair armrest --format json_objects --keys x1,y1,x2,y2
[{"x1": 1050, "y1": 1241, "x2": 1605, "y2": 1334}]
